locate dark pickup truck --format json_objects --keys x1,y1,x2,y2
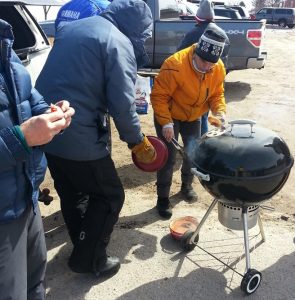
[
  {"x1": 144, "y1": 0, "x2": 267, "y2": 72},
  {"x1": 0, "y1": 0, "x2": 267, "y2": 75}
]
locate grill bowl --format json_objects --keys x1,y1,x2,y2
[{"x1": 191, "y1": 121, "x2": 294, "y2": 205}]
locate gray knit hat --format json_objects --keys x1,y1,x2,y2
[
  {"x1": 196, "y1": 0, "x2": 215, "y2": 22},
  {"x1": 196, "y1": 29, "x2": 226, "y2": 63}
]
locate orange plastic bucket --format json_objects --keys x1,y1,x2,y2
[{"x1": 169, "y1": 216, "x2": 198, "y2": 240}]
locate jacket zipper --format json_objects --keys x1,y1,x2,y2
[
  {"x1": 194, "y1": 73, "x2": 206, "y2": 105},
  {"x1": 1, "y1": 33, "x2": 37, "y2": 214}
]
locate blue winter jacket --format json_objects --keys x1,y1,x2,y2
[
  {"x1": 36, "y1": 0, "x2": 153, "y2": 161},
  {"x1": 55, "y1": 0, "x2": 110, "y2": 29},
  {"x1": 0, "y1": 20, "x2": 49, "y2": 222}
]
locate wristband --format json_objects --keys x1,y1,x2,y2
[{"x1": 11, "y1": 125, "x2": 32, "y2": 154}]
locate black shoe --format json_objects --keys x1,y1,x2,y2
[
  {"x1": 94, "y1": 255, "x2": 120, "y2": 278},
  {"x1": 181, "y1": 184, "x2": 198, "y2": 201},
  {"x1": 68, "y1": 257, "x2": 92, "y2": 274},
  {"x1": 156, "y1": 197, "x2": 172, "y2": 219}
]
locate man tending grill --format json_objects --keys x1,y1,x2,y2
[
  {"x1": 178, "y1": 0, "x2": 230, "y2": 136},
  {"x1": 151, "y1": 27, "x2": 227, "y2": 219}
]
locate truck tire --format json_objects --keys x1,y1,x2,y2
[
  {"x1": 278, "y1": 19, "x2": 287, "y2": 28},
  {"x1": 287, "y1": 24, "x2": 294, "y2": 29}
]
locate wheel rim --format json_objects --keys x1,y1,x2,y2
[{"x1": 247, "y1": 273, "x2": 261, "y2": 293}]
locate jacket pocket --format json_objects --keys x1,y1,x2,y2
[
  {"x1": 17, "y1": 100, "x2": 32, "y2": 122},
  {"x1": 0, "y1": 169, "x2": 21, "y2": 221}
]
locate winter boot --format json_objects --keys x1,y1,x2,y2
[
  {"x1": 94, "y1": 255, "x2": 121, "y2": 278},
  {"x1": 181, "y1": 183, "x2": 198, "y2": 201},
  {"x1": 156, "y1": 197, "x2": 172, "y2": 219}
]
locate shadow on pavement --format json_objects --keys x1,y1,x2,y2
[
  {"x1": 43, "y1": 209, "x2": 295, "y2": 299},
  {"x1": 45, "y1": 240, "x2": 101, "y2": 300},
  {"x1": 44, "y1": 213, "x2": 159, "y2": 299},
  {"x1": 117, "y1": 267, "x2": 228, "y2": 299},
  {"x1": 224, "y1": 81, "x2": 251, "y2": 103},
  {"x1": 117, "y1": 155, "x2": 182, "y2": 189},
  {"x1": 231, "y1": 251, "x2": 295, "y2": 298}
]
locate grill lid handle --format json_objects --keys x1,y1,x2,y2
[
  {"x1": 228, "y1": 119, "x2": 256, "y2": 126},
  {"x1": 228, "y1": 119, "x2": 257, "y2": 135},
  {"x1": 191, "y1": 168, "x2": 210, "y2": 181}
]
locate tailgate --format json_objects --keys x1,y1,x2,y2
[{"x1": 216, "y1": 19, "x2": 267, "y2": 70}]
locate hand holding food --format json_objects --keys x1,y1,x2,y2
[
  {"x1": 21, "y1": 112, "x2": 66, "y2": 146},
  {"x1": 51, "y1": 100, "x2": 75, "y2": 129},
  {"x1": 21, "y1": 101, "x2": 75, "y2": 146},
  {"x1": 208, "y1": 112, "x2": 226, "y2": 128}
]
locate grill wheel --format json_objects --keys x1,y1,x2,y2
[
  {"x1": 180, "y1": 230, "x2": 199, "y2": 252},
  {"x1": 240, "y1": 269, "x2": 262, "y2": 295}
]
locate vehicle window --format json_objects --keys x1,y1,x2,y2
[
  {"x1": 275, "y1": 9, "x2": 286, "y2": 14},
  {"x1": 214, "y1": 9, "x2": 235, "y2": 19},
  {"x1": 237, "y1": 8, "x2": 245, "y2": 17},
  {"x1": 214, "y1": 9, "x2": 226, "y2": 18},
  {"x1": 0, "y1": 6, "x2": 36, "y2": 52},
  {"x1": 238, "y1": 7, "x2": 250, "y2": 18},
  {"x1": 231, "y1": 7, "x2": 246, "y2": 17},
  {"x1": 159, "y1": 0, "x2": 179, "y2": 19},
  {"x1": 258, "y1": 8, "x2": 272, "y2": 14},
  {"x1": 257, "y1": 8, "x2": 267, "y2": 14}
]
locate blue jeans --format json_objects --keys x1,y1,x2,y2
[
  {"x1": 0, "y1": 205, "x2": 46, "y2": 300},
  {"x1": 201, "y1": 112, "x2": 209, "y2": 136},
  {"x1": 154, "y1": 117, "x2": 201, "y2": 198}
]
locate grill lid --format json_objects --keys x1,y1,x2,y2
[{"x1": 192, "y1": 120, "x2": 294, "y2": 179}]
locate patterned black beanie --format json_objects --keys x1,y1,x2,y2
[{"x1": 196, "y1": 29, "x2": 226, "y2": 63}]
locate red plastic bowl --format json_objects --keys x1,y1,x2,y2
[
  {"x1": 169, "y1": 216, "x2": 198, "y2": 240},
  {"x1": 132, "y1": 136, "x2": 168, "y2": 172}
]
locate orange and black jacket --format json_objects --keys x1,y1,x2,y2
[{"x1": 151, "y1": 44, "x2": 226, "y2": 126}]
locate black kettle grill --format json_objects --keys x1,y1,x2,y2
[{"x1": 180, "y1": 120, "x2": 294, "y2": 295}]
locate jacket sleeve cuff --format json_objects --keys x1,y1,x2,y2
[
  {"x1": 11, "y1": 126, "x2": 32, "y2": 154},
  {"x1": 0, "y1": 127, "x2": 28, "y2": 160},
  {"x1": 162, "y1": 123, "x2": 174, "y2": 129},
  {"x1": 127, "y1": 133, "x2": 144, "y2": 149}
]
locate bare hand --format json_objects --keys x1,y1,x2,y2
[
  {"x1": 53, "y1": 100, "x2": 75, "y2": 129},
  {"x1": 208, "y1": 112, "x2": 226, "y2": 128},
  {"x1": 162, "y1": 127, "x2": 174, "y2": 142},
  {"x1": 21, "y1": 111, "x2": 68, "y2": 147}
]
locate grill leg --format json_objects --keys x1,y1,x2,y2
[
  {"x1": 190, "y1": 198, "x2": 219, "y2": 244},
  {"x1": 242, "y1": 207, "x2": 251, "y2": 271},
  {"x1": 258, "y1": 213, "x2": 266, "y2": 242}
]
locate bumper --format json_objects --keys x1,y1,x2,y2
[{"x1": 247, "y1": 51, "x2": 267, "y2": 69}]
